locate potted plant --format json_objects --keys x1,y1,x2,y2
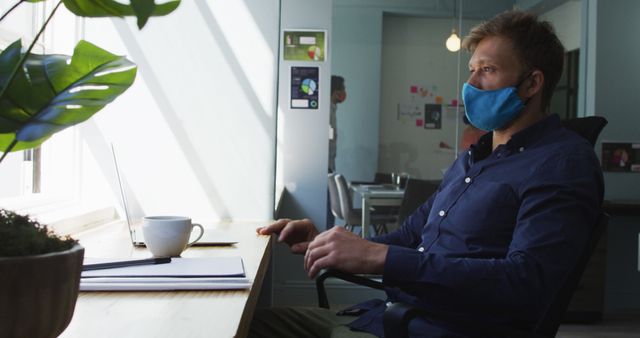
[
  {"x1": 0, "y1": 209, "x2": 83, "y2": 338},
  {"x1": 0, "y1": 1, "x2": 180, "y2": 337}
]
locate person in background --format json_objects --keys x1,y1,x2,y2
[
  {"x1": 251, "y1": 10, "x2": 603, "y2": 337},
  {"x1": 327, "y1": 75, "x2": 347, "y2": 229},
  {"x1": 459, "y1": 115, "x2": 488, "y2": 150},
  {"x1": 329, "y1": 75, "x2": 347, "y2": 173}
]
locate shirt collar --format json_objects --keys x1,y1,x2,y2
[
  {"x1": 506, "y1": 114, "x2": 561, "y2": 150},
  {"x1": 470, "y1": 114, "x2": 561, "y2": 161}
]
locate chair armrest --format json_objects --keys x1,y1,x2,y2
[
  {"x1": 316, "y1": 269, "x2": 384, "y2": 308},
  {"x1": 316, "y1": 270, "x2": 546, "y2": 338},
  {"x1": 383, "y1": 302, "x2": 420, "y2": 338},
  {"x1": 384, "y1": 302, "x2": 547, "y2": 338}
]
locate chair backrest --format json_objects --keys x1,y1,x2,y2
[
  {"x1": 334, "y1": 174, "x2": 354, "y2": 222},
  {"x1": 531, "y1": 116, "x2": 609, "y2": 335},
  {"x1": 327, "y1": 173, "x2": 343, "y2": 220},
  {"x1": 535, "y1": 212, "x2": 609, "y2": 335},
  {"x1": 374, "y1": 172, "x2": 392, "y2": 184},
  {"x1": 397, "y1": 178, "x2": 439, "y2": 226},
  {"x1": 561, "y1": 116, "x2": 607, "y2": 146}
]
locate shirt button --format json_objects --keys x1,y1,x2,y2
[
  {"x1": 464, "y1": 177, "x2": 472, "y2": 184},
  {"x1": 418, "y1": 247, "x2": 425, "y2": 252},
  {"x1": 386, "y1": 302, "x2": 393, "y2": 307},
  {"x1": 518, "y1": 146, "x2": 525, "y2": 152},
  {"x1": 438, "y1": 210, "x2": 446, "y2": 217}
]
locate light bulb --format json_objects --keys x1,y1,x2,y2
[{"x1": 446, "y1": 30, "x2": 461, "y2": 52}]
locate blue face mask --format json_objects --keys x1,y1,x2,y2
[{"x1": 462, "y1": 74, "x2": 530, "y2": 131}]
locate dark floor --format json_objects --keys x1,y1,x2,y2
[{"x1": 556, "y1": 313, "x2": 640, "y2": 337}]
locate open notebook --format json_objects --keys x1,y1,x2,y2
[
  {"x1": 110, "y1": 144, "x2": 238, "y2": 247},
  {"x1": 80, "y1": 256, "x2": 250, "y2": 291}
]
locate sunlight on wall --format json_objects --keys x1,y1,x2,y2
[{"x1": 80, "y1": 0, "x2": 280, "y2": 222}]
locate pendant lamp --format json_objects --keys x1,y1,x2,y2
[
  {"x1": 445, "y1": 0, "x2": 461, "y2": 52},
  {"x1": 446, "y1": 29, "x2": 461, "y2": 52}
]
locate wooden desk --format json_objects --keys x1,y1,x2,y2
[
  {"x1": 351, "y1": 184, "x2": 404, "y2": 238},
  {"x1": 59, "y1": 221, "x2": 272, "y2": 338}
]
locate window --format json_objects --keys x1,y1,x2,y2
[
  {"x1": 0, "y1": 3, "x2": 115, "y2": 233},
  {"x1": 550, "y1": 49, "x2": 580, "y2": 120}
]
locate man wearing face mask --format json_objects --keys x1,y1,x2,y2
[{"x1": 250, "y1": 10, "x2": 603, "y2": 338}]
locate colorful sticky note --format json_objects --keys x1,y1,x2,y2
[
  {"x1": 451, "y1": 99, "x2": 458, "y2": 106},
  {"x1": 410, "y1": 85, "x2": 418, "y2": 93},
  {"x1": 416, "y1": 119, "x2": 424, "y2": 127},
  {"x1": 435, "y1": 96, "x2": 443, "y2": 104}
]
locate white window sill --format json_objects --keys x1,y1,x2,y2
[{"x1": 0, "y1": 195, "x2": 118, "y2": 236}]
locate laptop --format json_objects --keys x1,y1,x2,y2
[{"x1": 111, "y1": 144, "x2": 238, "y2": 247}]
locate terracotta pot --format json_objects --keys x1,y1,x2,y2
[{"x1": 0, "y1": 244, "x2": 84, "y2": 338}]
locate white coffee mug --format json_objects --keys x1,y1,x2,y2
[{"x1": 142, "y1": 216, "x2": 204, "y2": 257}]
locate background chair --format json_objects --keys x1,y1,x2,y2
[
  {"x1": 396, "y1": 178, "x2": 440, "y2": 227},
  {"x1": 332, "y1": 173, "x2": 397, "y2": 235},
  {"x1": 327, "y1": 173, "x2": 344, "y2": 222},
  {"x1": 317, "y1": 116, "x2": 608, "y2": 337}
]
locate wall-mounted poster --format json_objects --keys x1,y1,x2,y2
[
  {"x1": 283, "y1": 30, "x2": 326, "y2": 61},
  {"x1": 290, "y1": 66, "x2": 319, "y2": 109},
  {"x1": 602, "y1": 142, "x2": 640, "y2": 172},
  {"x1": 424, "y1": 104, "x2": 442, "y2": 129}
]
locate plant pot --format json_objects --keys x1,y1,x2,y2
[{"x1": 0, "y1": 244, "x2": 84, "y2": 338}]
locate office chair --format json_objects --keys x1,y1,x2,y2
[
  {"x1": 333, "y1": 174, "x2": 397, "y2": 235},
  {"x1": 317, "y1": 212, "x2": 609, "y2": 338},
  {"x1": 381, "y1": 212, "x2": 609, "y2": 338},
  {"x1": 350, "y1": 172, "x2": 392, "y2": 185},
  {"x1": 560, "y1": 116, "x2": 607, "y2": 147},
  {"x1": 317, "y1": 116, "x2": 608, "y2": 337}
]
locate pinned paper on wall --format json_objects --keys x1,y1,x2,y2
[
  {"x1": 601, "y1": 142, "x2": 640, "y2": 172},
  {"x1": 397, "y1": 103, "x2": 422, "y2": 123},
  {"x1": 424, "y1": 104, "x2": 442, "y2": 129},
  {"x1": 290, "y1": 66, "x2": 319, "y2": 109},
  {"x1": 409, "y1": 84, "x2": 440, "y2": 100},
  {"x1": 416, "y1": 119, "x2": 424, "y2": 127},
  {"x1": 445, "y1": 104, "x2": 465, "y2": 119},
  {"x1": 283, "y1": 30, "x2": 326, "y2": 61}
]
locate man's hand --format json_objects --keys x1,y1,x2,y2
[
  {"x1": 304, "y1": 227, "x2": 388, "y2": 279},
  {"x1": 256, "y1": 218, "x2": 320, "y2": 254}
]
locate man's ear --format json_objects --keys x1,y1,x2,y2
[{"x1": 525, "y1": 69, "x2": 545, "y2": 98}]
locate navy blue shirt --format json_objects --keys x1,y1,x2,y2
[{"x1": 347, "y1": 115, "x2": 604, "y2": 337}]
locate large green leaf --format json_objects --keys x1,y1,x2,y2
[
  {"x1": 62, "y1": 0, "x2": 181, "y2": 29},
  {"x1": 0, "y1": 39, "x2": 137, "y2": 152}
]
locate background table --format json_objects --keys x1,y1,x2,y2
[
  {"x1": 350, "y1": 184, "x2": 404, "y2": 238},
  {"x1": 59, "y1": 220, "x2": 272, "y2": 338}
]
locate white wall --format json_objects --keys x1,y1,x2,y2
[
  {"x1": 540, "y1": 0, "x2": 581, "y2": 51},
  {"x1": 80, "y1": 0, "x2": 280, "y2": 222},
  {"x1": 276, "y1": 0, "x2": 333, "y2": 227},
  {"x1": 378, "y1": 16, "x2": 479, "y2": 180},
  {"x1": 272, "y1": 0, "x2": 334, "y2": 307},
  {"x1": 332, "y1": 7, "x2": 383, "y2": 182}
]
